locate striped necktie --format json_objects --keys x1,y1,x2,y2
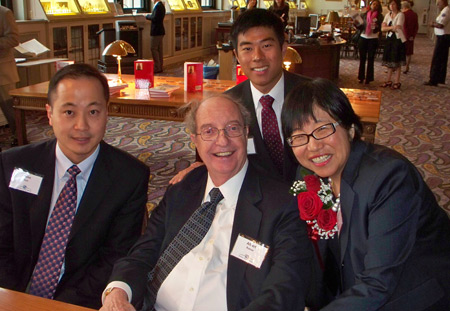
[{"x1": 147, "y1": 187, "x2": 224, "y2": 309}]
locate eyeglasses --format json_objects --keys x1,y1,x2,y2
[
  {"x1": 287, "y1": 122, "x2": 340, "y2": 147},
  {"x1": 196, "y1": 124, "x2": 247, "y2": 141}
]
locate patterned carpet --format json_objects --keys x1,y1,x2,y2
[{"x1": 1, "y1": 34, "x2": 448, "y2": 213}]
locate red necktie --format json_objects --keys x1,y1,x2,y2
[
  {"x1": 29, "y1": 165, "x2": 81, "y2": 299},
  {"x1": 260, "y1": 95, "x2": 284, "y2": 174}
]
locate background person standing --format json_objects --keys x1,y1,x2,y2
[
  {"x1": 146, "y1": 0, "x2": 166, "y2": 73},
  {"x1": 0, "y1": 5, "x2": 19, "y2": 146},
  {"x1": 424, "y1": 0, "x2": 450, "y2": 86},
  {"x1": 355, "y1": 0, "x2": 383, "y2": 85},
  {"x1": 401, "y1": 1, "x2": 418, "y2": 74}
]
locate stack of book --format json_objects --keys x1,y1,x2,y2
[
  {"x1": 108, "y1": 80, "x2": 128, "y2": 95},
  {"x1": 149, "y1": 84, "x2": 180, "y2": 98}
]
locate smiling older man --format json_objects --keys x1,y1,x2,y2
[{"x1": 100, "y1": 95, "x2": 312, "y2": 311}]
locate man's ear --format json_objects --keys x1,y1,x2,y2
[
  {"x1": 281, "y1": 41, "x2": 288, "y2": 59},
  {"x1": 349, "y1": 124, "x2": 355, "y2": 141},
  {"x1": 46, "y1": 104, "x2": 53, "y2": 127},
  {"x1": 233, "y1": 49, "x2": 240, "y2": 63}
]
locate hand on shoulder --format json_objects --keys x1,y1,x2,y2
[{"x1": 169, "y1": 161, "x2": 204, "y2": 185}]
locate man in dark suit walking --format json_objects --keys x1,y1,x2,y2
[
  {"x1": 0, "y1": 64, "x2": 150, "y2": 309},
  {"x1": 146, "y1": 0, "x2": 166, "y2": 73},
  {"x1": 169, "y1": 9, "x2": 309, "y2": 185},
  {"x1": 100, "y1": 95, "x2": 312, "y2": 311}
]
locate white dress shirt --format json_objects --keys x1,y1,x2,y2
[
  {"x1": 250, "y1": 73, "x2": 285, "y2": 144},
  {"x1": 435, "y1": 6, "x2": 450, "y2": 35},
  {"x1": 103, "y1": 161, "x2": 249, "y2": 311}
]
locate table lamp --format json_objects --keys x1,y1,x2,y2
[
  {"x1": 283, "y1": 47, "x2": 302, "y2": 72},
  {"x1": 102, "y1": 40, "x2": 136, "y2": 83},
  {"x1": 325, "y1": 11, "x2": 340, "y2": 36}
]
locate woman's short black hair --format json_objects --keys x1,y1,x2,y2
[{"x1": 281, "y1": 78, "x2": 363, "y2": 141}]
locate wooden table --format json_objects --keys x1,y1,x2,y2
[
  {"x1": 10, "y1": 74, "x2": 380, "y2": 145},
  {"x1": 0, "y1": 287, "x2": 95, "y2": 311},
  {"x1": 16, "y1": 58, "x2": 68, "y2": 87},
  {"x1": 10, "y1": 74, "x2": 235, "y2": 145}
]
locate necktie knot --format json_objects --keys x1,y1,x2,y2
[
  {"x1": 260, "y1": 95, "x2": 275, "y2": 109},
  {"x1": 208, "y1": 187, "x2": 223, "y2": 206},
  {"x1": 68, "y1": 165, "x2": 81, "y2": 178}
]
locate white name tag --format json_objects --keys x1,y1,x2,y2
[
  {"x1": 247, "y1": 137, "x2": 256, "y2": 155},
  {"x1": 9, "y1": 168, "x2": 43, "y2": 195},
  {"x1": 231, "y1": 234, "x2": 269, "y2": 268}
]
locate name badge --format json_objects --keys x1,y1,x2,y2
[
  {"x1": 247, "y1": 137, "x2": 256, "y2": 155},
  {"x1": 9, "y1": 168, "x2": 43, "y2": 195},
  {"x1": 231, "y1": 234, "x2": 269, "y2": 268}
]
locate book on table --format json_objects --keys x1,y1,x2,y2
[{"x1": 149, "y1": 84, "x2": 180, "y2": 97}]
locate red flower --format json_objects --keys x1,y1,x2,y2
[
  {"x1": 297, "y1": 191, "x2": 323, "y2": 221},
  {"x1": 304, "y1": 175, "x2": 321, "y2": 193},
  {"x1": 317, "y1": 208, "x2": 337, "y2": 231}
]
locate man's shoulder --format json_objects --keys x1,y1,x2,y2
[
  {"x1": 245, "y1": 164, "x2": 294, "y2": 204},
  {"x1": 225, "y1": 80, "x2": 250, "y2": 96},
  {"x1": 1, "y1": 139, "x2": 55, "y2": 162}
]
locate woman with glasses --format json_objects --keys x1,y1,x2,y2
[{"x1": 281, "y1": 78, "x2": 450, "y2": 311}]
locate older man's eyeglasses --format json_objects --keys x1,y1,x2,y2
[
  {"x1": 287, "y1": 122, "x2": 340, "y2": 147},
  {"x1": 197, "y1": 124, "x2": 247, "y2": 141}
]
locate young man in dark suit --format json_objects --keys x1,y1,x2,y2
[
  {"x1": 146, "y1": 0, "x2": 166, "y2": 73},
  {"x1": 0, "y1": 64, "x2": 150, "y2": 309},
  {"x1": 169, "y1": 9, "x2": 309, "y2": 185},
  {"x1": 100, "y1": 95, "x2": 312, "y2": 311}
]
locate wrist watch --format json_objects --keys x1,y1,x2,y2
[{"x1": 104, "y1": 287, "x2": 115, "y2": 297}]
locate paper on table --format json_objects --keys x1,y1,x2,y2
[{"x1": 14, "y1": 39, "x2": 50, "y2": 58}]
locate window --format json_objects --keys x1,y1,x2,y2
[
  {"x1": 201, "y1": 0, "x2": 215, "y2": 9},
  {"x1": 1, "y1": 0, "x2": 13, "y2": 10},
  {"x1": 120, "y1": 0, "x2": 150, "y2": 12}
]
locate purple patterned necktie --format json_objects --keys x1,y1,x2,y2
[
  {"x1": 260, "y1": 95, "x2": 284, "y2": 174},
  {"x1": 29, "y1": 165, "x2": 81, "y2": 299}
]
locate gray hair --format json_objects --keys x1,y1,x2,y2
[
  {"x1": 183, "y1": 94, "x2": 251, "y2": 134},
  {"x1": 401, "y1": 1, "x2": 411, "y2": 9}
]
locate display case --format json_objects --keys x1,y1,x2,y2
[
  {"x1": 38, "y1": 0, "x2": 81, "y2": 16},
  {"x1": 229, "y1": 0, "x2": 246, "y2": 8},
  {"x1": 31, "y1": 0, "x2": 111, "y2": 20},
  {"x1": 77, "y1": 0, "x2": 110, "y2": 14},
  {"x1": 167, "y1": 0, "x2": 201, "y2": 12}
]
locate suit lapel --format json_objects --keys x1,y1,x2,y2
[
  {"x1": 68, "y1": 142, "x2": 112, "y2": 240},
  {"x1": 30, "y1": 140, "x2": 57, "y2": 256},
  {"x1": 227, "y1": 165, "x2": 263, "y2": 311},
  {"x1": 338, "y1": 141, "x2": 366, "y2": 263}
]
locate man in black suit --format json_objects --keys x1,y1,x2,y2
[
  {"x1": 169, "y1": 9, "x2": 309, "y2": 184},
  {"x1": 100, "y1": 95, "x2": 312, "y2": 311},
  {"x1": 0, "y1": 64, "x2": 150, "y2": 309},
  {"x1": 146, "y1": 0, "x2": 166, "y2": 73}
]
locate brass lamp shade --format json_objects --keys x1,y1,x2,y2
[
  {"x1": 102, "y1": 40, "x2": 136, "y2": 83},
  {"x1": 325, "y1": 11, "x2": 340, "y2": 24},
  {"x1": 283, "y1": 47, "x2": 302, "y2": 71},
  {"x1": 102, "y1": 40, "x2": 136, "y2": 57}
]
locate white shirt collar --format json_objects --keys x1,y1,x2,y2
[
  {"x1": 250, "y1": 72, "x2": 285, "y2": 111},
  {"x1": 204, "y1": 160, "x2": 249, "y2": 208},
  {"x1": 55, "y1": 143, "x2": 100, "y2": 181}
]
